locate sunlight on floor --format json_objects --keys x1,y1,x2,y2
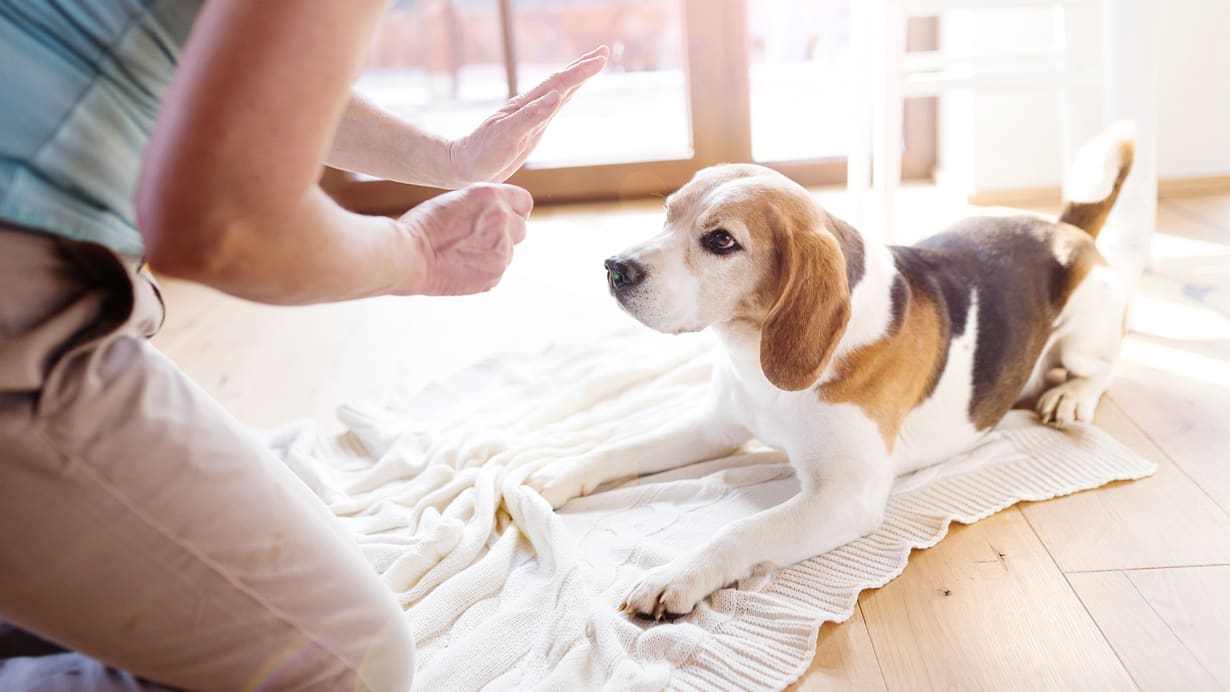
[
  {"x1": 1122, "y1": 337, "x2": 1230, "y2": 386},
  {"x1": 1148, "y1": 230, "x2": 1230, "y2": 262},
  {"x1": 1131, "y1": 292, "x2": 1230, "y2": 341}
]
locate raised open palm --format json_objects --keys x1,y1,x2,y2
[{"x1": 448, "y1": 46, "x2": 609, "y2": 185}]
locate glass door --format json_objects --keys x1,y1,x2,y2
[{"x1": 323, "y1": 0, "x2": 934, "y2": 212}]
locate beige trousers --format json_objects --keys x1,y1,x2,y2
[{"x1": 0, "y1": 227, "x2": 414, "y2": 691}]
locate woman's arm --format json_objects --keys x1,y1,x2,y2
[
  {"x1": 137, "y1": 0, "x2": 530, "y2": 305},
  {"x1": 326, "y1": 93, "x2": 455, "y2": 189},
  {"x1": 326, "y1": 47, "x2": 609, "y2": 189}
]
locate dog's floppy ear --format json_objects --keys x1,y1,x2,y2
[{"x1": 760, "y1": 224, "x2": 852, "y2": 391}]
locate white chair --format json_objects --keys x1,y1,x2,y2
[{"x1": 847, "y1": 0, "x2": 1160, "y2": 266}]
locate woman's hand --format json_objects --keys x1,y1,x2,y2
[
  {"x1": 327, "y1": 47, "x2": 608, "y2": 189},
  {"x1": 395, "y1": 183, "x2": 534, "y2": 296},
  {"x1": 446, "y1": 46, "x2": 609, "y2": 186}
]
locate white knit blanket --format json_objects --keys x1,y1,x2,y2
[{"x1": 270, "y1": 330, "x2": 1156, "y2": 691}]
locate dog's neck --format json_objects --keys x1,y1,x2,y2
[
  {"x1": 709, "y1": 319, "x2": 773, "y2": 390},
  {"x1": 835, "y1": 239, "x2": 900, "y2": 360}
]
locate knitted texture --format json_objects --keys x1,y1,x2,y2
[{"x1": 268, "y1": 331, "x2": 1156, "y2": 691}]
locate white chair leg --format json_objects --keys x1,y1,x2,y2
[
  {"x1": 1102, "y1": 0, "x2": 1162, "y2": 292},
  {"x1": 871, "y1": 0, "x2": 905, "y2": 243},
  {"x1": 846, "y1": 0, "x2": 873, "y2": 229},
  {"x1": 1053, "y1": 3, "x2": 1075, "y2": 185}
]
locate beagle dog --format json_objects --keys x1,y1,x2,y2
[{"x1": 529, "y1": 125, "x2": 1134, "y2": 620}]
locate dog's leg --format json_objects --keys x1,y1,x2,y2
[
  {"x1": 1037, "y1": 270, "x2": 1125, "y2": 427},
  {"x1": 621, "y1": 451, "x2": 893, "y2": 619},
  {"x1": 526, "y1": 405, "x2": 749, "y2": 508}
]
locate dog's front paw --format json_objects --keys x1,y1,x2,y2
[{"x1": 619, "y1": 560, "x2": 717, "y2": 621}]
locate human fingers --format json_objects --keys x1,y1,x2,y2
[
  {"x1": 504, "y1": 52, "x2": 607, "y2": 112},
  {"x1": 475, "y1": 206, "x2": 518, "y2": 260},
  {"x1": 555, "y1": 48, "x2": 611, "y2": 100},
  {"x1": 500, "y1": 90, "x2": 562, "y2": 141},
  {"x1": 489, "y1": 183, "x2": 534, "y2": 218},
  {"x1": 505, "y1": 209, "x2": 528, "y2": 245},
  {"x1": 559, "y1": 45, "x2": 610, "y2": 72}
]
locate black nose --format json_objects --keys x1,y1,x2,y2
[{"x1": 604, "y1": 256, "x2": 643, "y2": 290}]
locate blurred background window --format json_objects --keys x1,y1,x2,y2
[
  {"x1": 355, "y1": 0, "x2": 692, "y2": 167},
  {"x1": 747, "y1": 0, "x2": 851, "y2": 162},
  {"x1": 332, "y1": 0, "x2": 933, "y2": 211}
]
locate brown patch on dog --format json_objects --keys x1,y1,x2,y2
[
  {"x1": 671, "y1": 165, "x2": 804, "y2": 293},
  {"x1": 1050, "y1": 227, "x2": 1106, "y2": 307},
  {"x1": 666, "y1": 163, "x2": 779, "y2": 226},
  {"x1": 818, "y1": 275, "x2": 945, "y2": 449},
  {"x1": 760, "y1": 228, "x2": 852, "y2": 391},
  {"x1": 705, "y1": 172, "x2": 851, "y2": 316}
]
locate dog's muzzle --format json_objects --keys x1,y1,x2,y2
[{"x1": 604, "y1": 256, "x2": 644, "y2": 293}]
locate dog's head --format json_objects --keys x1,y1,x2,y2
[{"x1": 605, "y1": 164, "x2": 856, "y2": 391}]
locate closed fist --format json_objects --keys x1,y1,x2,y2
[{"x1": 396, "y1": 183, "x2": 534, "y2": 296}]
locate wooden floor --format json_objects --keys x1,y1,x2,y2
[{"x1": 152, "y1": 188, "x2": 1230, "y2": 691}]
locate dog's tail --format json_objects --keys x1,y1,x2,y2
[{"x1": 1058, "y1": 122, "x2": 1136, "y2": 239}]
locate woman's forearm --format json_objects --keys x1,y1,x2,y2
[
  {"x1": 326, "y1": 93, "x2": 460, "y2": 189},
  {"x1": 144, "y1": 185, "x2": 423, "y2": 305}
]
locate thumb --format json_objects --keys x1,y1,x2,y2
[{"x1": 493, "y1": 184, "x2": 534, "y2": 218}]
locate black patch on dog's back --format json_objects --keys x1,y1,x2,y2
[{"x1": 899, "y1": 216, "x2": 1074, "y2": 428}]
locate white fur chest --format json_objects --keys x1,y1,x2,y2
[
  {"x1": 709, "y1": 332, "x2": 805, "y2": 450},
  {"x1": 710, "y1": 337, "x2": 879, "y2": 461}
]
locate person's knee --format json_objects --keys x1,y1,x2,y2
[
  {"x1": 261, "y1": 597, "x2": 414, "y2": 692},
  {"x1": 353, "y1": 598, "x2": 415, "y2": 692}
]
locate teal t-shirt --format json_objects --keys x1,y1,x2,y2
[{"x1": 0, "y1": 0, "x2": 202, "y2": 257}]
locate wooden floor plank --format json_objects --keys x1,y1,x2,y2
[
  {"x1": 1069, "y1": 566, "x2": 1230, "y2": 692},
  {"x1": 789, "y1": 605, "x2": 888, "y2": 692},
  {"x1": 151, "y1": 287, "x2": 362, "y2": 428},
  {"x1": 1020, "y1": 396, "x2": 1230, "y2": 572},
  {"x1": 1099, "y1": 202, "x2": 1230, "y2": 512},
  {"x1": 1122, "y1": 566, "x2": 1230, "y2": 687},
  {"x1": 859, "y1": 508, "x2": 1135, "y2": 691},
  {"x1": 1162, "y1": 195, "x2": 1230, "y2": 242},
  {"x1": 1110, "y1": 350, "x2": 1230, "y2": 514}
]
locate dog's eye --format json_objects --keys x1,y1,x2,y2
[{"x1": 702, "y1": 229, "x2": 741, "y2": 255}]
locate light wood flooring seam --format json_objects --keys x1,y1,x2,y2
[
  {"x1": 855, "y1": 601, "x2": 893, "y2": 692},
  {"x1": 1016, "y1": 506, "x2": 1144, "y2": 692},
  {"x1": 1121, "y1": 569, "x2": 1223, "y2": 684},
  {"x1": 1064, "y1": 562, "x2": 1230, "y2": 575},
  {"x1": 1104, "y1": 393, "x2": 1230, "y2": 523}
]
